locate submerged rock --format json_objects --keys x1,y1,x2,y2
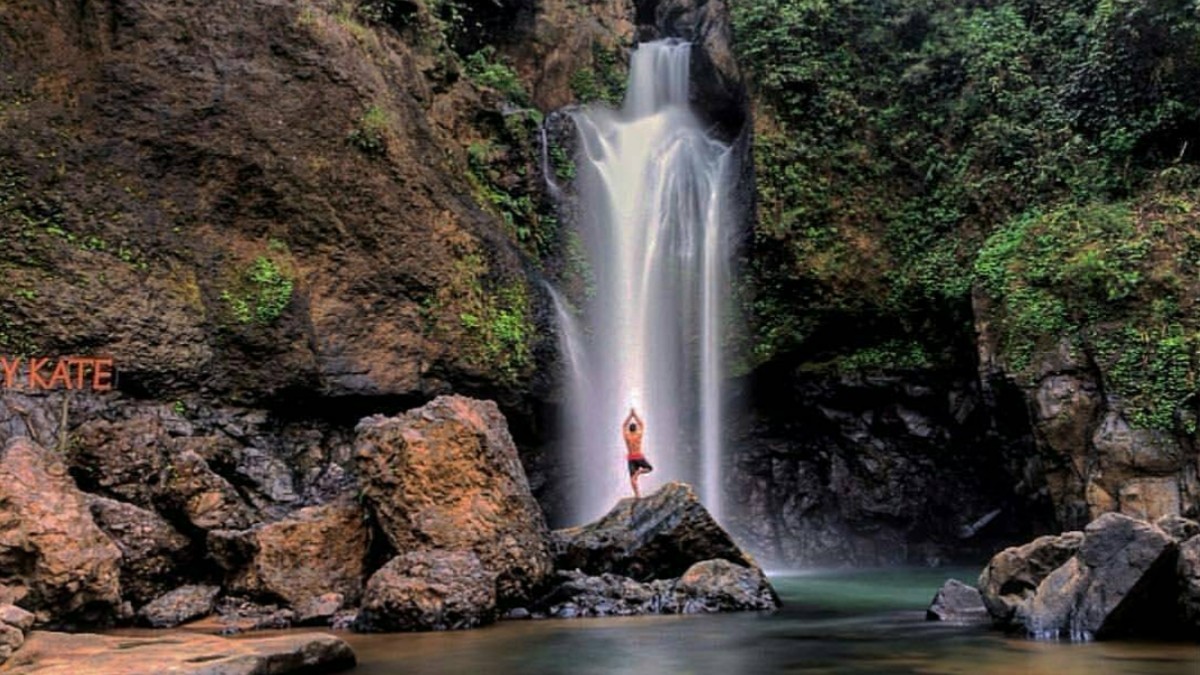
[
  {"x1": 2, "y1": 630, "x2": 355, "y2": 674},
  {"x1": 926, "y1": 579, "x2": 988, "y2": 623},
  {"x1": 355, "y1": 550, "x2": 497, "y2": 633},
  {"x1": 137, "y1": 585, "x2": 220, "y2": 628},
  {"x1": 0, "y1": 438, "x2": 122, "y2": 627},
  {"x1": 552, "y1": 482, "x2": 757, "y2": 581},
  {"x1": 355, "y1": 396, "x2": 553, "y2": 606}
]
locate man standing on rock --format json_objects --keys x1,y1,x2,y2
[{"x1": 623, "y1": 408, "x2": 653, "y2": 498}]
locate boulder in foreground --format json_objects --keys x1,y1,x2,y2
[
  {"x1": 355, "y1": 396, "x2": 553, "y2": 607},
  {"x1": 354, "y1": 550, "x2": 497, "y2": 632},
  {"x1": 0, "y1": 438, "x2": 122, "y2": 627},
  {"x1": 552, "y1": 482, "x2": 758, "y2": 581},
  {"x1": 541, "y1": 482, "x2": 780, "y2": 618},
  {"x1": 981, "y1": 512, "x2": 1195, "y2": 640},
  {"x1": 0, "y1": 630, "x2": 355, "y2": 674}
]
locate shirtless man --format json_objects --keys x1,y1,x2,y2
[{"x1": 623, "y1": 407, "x2": 653, "y2": 498}]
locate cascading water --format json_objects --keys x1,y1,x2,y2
[{"x1": 554, "y1": 39, "x2": 735, "y2": 524}]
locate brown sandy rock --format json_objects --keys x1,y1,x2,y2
[
  {"x1": 1, "y1": 630, "x2": 355, "y2": 674},
  {"x1": 0, "y1": 438, "x2": 121, "y2": 626},
  {"x1": 209, "y1": 500, "x2": 368, "y2": 608},
  {"x1": 355, "y1": 396, "x2": 553, "y2": 605}
]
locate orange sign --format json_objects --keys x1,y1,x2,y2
[{"x1": 0, "y1": 357, "x2": 115, "y2": 391}]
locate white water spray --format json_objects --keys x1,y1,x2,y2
[{"x1": 555, "y1": 39, "x2": 735, "y2": 524}]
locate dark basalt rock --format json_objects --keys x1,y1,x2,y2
[
  {"x1": 552, "y1": 482, "x2": 757, "y2": 581},
  {"x1": 354, "y1": 551, "x2": 497, "y2": 633},
  {"x1": 137, "y1": 584, "x2": 220, "y2": 629},
  {"x1": 88, "y1": 496, "x2": 192, "y2": 608},
  {"x1": 926, "y1": 579, "x2": 988, "y2": 623},
  {"x1": 538, "y1": 559, "x2": 777, "y2": 618}
]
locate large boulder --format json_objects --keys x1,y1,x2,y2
[
  {"x1": 553, "y1": 482, "x2": 759, "y2": 581},
  {"x1": 208, "y1": 500, "x2": 368, "y2": 608},
  {"x1": 88, "y1": 497, "x2": 192, "y2": 607},
  {"x1": 1, "y1": 630, "x2": 355, "y2": 674},
  {"x1": 137, "y1": 584, "x2": 220, "y2": 628},
  {"x1": 978, "y1": 530, "x2": 1083, "y2": 623},
  {"x1": 354, "y1": 396, "x2": 553, "y2": 605},
  {"x1": 1003, "y1": 514, "x2": 1179, "y2": 639},
  {"x1": 0, "y1": 438, "x2": 122, "y2": 626},
  {"x1": 354, "y1": 550, "x2": 497, "y2": 632},
  {"x1": 926, "y1": 579, "x2": 989, "y2": 623},
  {"x1": 669, "y1": 559, "x2": 779, "y2": 612}
]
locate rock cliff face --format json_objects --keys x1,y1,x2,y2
[
  {"x1": 726, "y1": 365, "x2": 1053, "y2": 567},
  {"x1": 974, "y1": 296, "x2": 1200, "y2": 531}
]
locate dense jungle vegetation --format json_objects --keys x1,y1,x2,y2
[
  {"x1": 731, "y1": 0, "x2": 1200, "y2": 430},
  {"x1": 729, "y1": 0, "x2": 1200, "y2": 398}
]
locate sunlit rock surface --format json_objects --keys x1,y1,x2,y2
[
  {"x1": 1, "y1": 631, "x2": 355, "y2": 674},
  {"x1": 355, "y1": 396, "x2": 554, "y2": 608}
]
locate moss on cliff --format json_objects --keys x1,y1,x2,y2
[{"x1": 733, "y1": 0, "x2": 1200, "y2": 383}]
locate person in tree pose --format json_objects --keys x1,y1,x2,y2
[{"x1": 623, "y1": 407, "x2": 653, "y2": 498}]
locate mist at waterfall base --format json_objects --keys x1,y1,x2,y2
[{"x1": 551, "y1": 40, "x2": 734, "y2": 525}]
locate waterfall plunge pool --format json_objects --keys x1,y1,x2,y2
[{"x1": 323, "y1": 567, "x2": 1200, "y2": 674}]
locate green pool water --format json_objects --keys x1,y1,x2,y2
[{"x1": 335, "y1": 567, "x2": 1198, "y2": 674}]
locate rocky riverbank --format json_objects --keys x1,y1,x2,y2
[
  {"x1": 0, "y1": 395, "x2": 776, "y2": 670},
  {"x1": 928, "y1": 511, "x2": 1200, "y2": 641}
]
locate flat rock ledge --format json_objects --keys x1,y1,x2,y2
[{"x1": 0, "y1": 631, "x2": 355, "y2": 674}]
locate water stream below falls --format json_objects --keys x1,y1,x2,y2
[
  {"x1": 554, "y1": 39, "x2": 734, "y2": 524},
  {"x1": 332, "y1": 568, "x2": 1200, "y2": 674}
]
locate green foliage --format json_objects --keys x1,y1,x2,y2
[
  {"x1": 467, "y1": 128, "x2": 558, "y2": 259},
  {"x1": 221, "y1": 253, "x2": 295, "y2": 326},
  {"x1": 436, "y1": 251, "x2": 534, "y2": 383},
  {"x1": 348, "y1": 105, "x2": 388, "y2": 156},
  {"x1": 356, "y1": 0, "x2": 416, "y2": 27},
  {"x1": 569, "y1": 43, "x2": 627, "y2": 105},
  {"x1": 830, "y1": 340, "x2": 934, "y2": 372},
  {"x1": 733, "y1": 0, "x2": 1200, "y2": 369},
  {"x1": 976, "y1": 191, "x2": 1200, "y2": 430},
  {"x1": 465, "y1": 47, "x2": 528, "y2": 104},
  {"x1": 549, "y1": 143, "x2": 575, "y2": 182}
]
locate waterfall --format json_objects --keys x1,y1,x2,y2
[{"x1": 559, "y1": 39, "x2": 735, "y2": 523}]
